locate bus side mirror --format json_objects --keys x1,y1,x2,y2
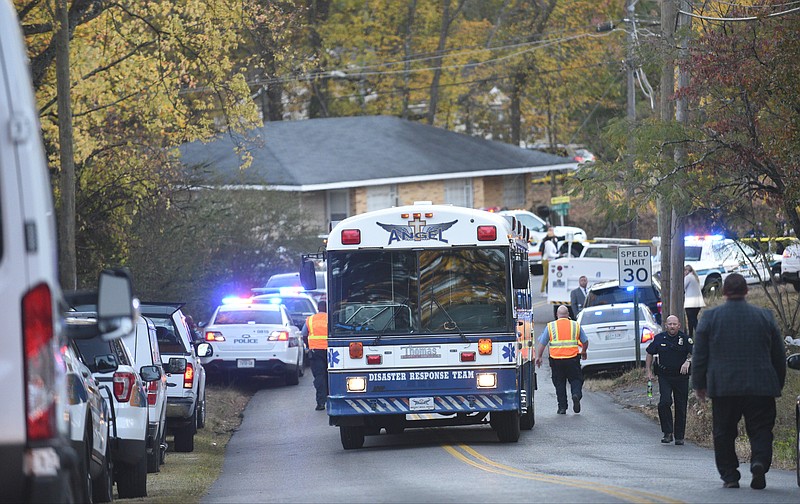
[
  {"x1": 300, "y1": 259, "x2": 317, "y2": 290},
  {"x1": 512, "y1": 260, "x2": 529, "y2": 289}
]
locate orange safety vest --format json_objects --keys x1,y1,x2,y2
[
  {"x1": 546, "y1": 318, "x2": 582, "y2": 359},
  {"x1": 307, "y1": 312, "x2": 328, "y2": 350}
]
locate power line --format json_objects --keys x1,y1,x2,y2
[{"x1": 679, "y1": 5, "x2": 800, "y2": 21}]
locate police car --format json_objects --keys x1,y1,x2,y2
[
  {"x1": 201, "y1": 300, "x2": 305, "y2": 384},
  {"x1": 654, "y1": 235, "x2": 777, "y2": 296}
]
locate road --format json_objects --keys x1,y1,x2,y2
[{"x1": 203, "y1": 292, "x2": 798, "y2": 503}]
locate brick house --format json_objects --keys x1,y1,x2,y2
[{"x1": 179, "y1": 115, "x2": 577, "y2": 231}]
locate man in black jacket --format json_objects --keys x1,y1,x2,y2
[{"x1": 692, "y1": 273, "x2": 786, "y2": 490}]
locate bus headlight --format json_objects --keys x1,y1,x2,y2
[
  {"x1": 476, "y1": 372, "x2": 497, "y2": 389},
  {"x1": 346, "y1": 376, "x2": 367, "y2": 392}
]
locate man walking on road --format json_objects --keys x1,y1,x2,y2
[
  {"x1": 302, "y1": 301, "x2": 329, "y2": 411},
  {"x1": 692, "y1": 273, "x2": 786, "y2": 490},
  {"x1": 535, "y1": 305, "x2": 588, "y2": 414},
  {"x1": 645, "y1": 315, "x2": 692, "y2": 445}
]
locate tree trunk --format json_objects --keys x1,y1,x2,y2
[
  {"x1": 401, "y1": 0, "x2": 417, "y2": 120},
  {"x1": 509, "y1": 72, "x2": 524, "y2": 145},
  {"x1": 56, "y1": 0, "x2": 76, "y2": 290},
  {"x1": 427, "y1": 0, "x2": 464, "y2": 125}
]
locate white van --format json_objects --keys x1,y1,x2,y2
[{"x1": 0, "y1": 2, "x2": 136, "y2": 501}]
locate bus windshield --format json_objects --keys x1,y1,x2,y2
[{"x1": 328, "y1": 248, "x2": 511, "y2": 337}]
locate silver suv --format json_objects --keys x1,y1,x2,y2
[{"x1": 139, "y1": 303, "x2": 207, "y2": 453}]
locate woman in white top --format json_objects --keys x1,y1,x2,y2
[
  {"x1": 683, "y1": 265, "x2": 705, "y2": 337},
  {"x1": 540, "y1": 229, "x2": 558, "y2": 293}
]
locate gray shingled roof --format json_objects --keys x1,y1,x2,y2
[{"x1": 179, "y1": 115, "x2": 576, "y2": 190}]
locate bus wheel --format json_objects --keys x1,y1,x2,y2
[
  {"x1": 494, "y1": 411, "x2": 521, "y2": 443},
  {"x1": 340, "y1": 426, "x2": 365, "y2": 450},
  {"x1": 520, "y1": 398, "x2": 535, "y2": 431}
]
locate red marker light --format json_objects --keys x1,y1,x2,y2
[
  {"x1": 366, "y1": 354, "x2": 382, "y2": 365},
  {"x1": 460, "y1": 351, "x2": 476, "y2": 362},
  {"x1": 477, "y1": 225, "x2": 496, "y2": 241},
  {"x1": 341, "y1": 229, "x2": 361, "y2": 245}
]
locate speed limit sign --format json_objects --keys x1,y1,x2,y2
[{"x1": 618, "y1": 246, "x2": 652, "y2": 288}]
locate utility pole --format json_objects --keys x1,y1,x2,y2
[
  {"x1": 625, "y1": 0, "x2": 637, "y2": 239},
  {"x1": 658, "y1": 0, "x2": 676, "y2": 317},
  {"x1": 671, "y1": 0, "x2": 692, "y2": 325},
  {"x1": 56, "y1": 0, "x2": 77, "y2": 290}
]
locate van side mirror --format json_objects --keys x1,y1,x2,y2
[
  {"x1": 512, "y1": 260, "x2": 529, "y2": 290},
  {"x1": 97, "y1": 268, "x2": 137, "y2": 341},
  {"x1": 299, "y1": 259, "x2": 317, "y2": 290},
  {"x1": 139, "y1": 365, "x2": 161, "y2": 382},
  {"x1": 165, "y1": 357, "x2": 187, "y2": 374}
]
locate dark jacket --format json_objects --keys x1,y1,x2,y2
[
  {"x1": 691, "y1": 299, "x2": 785, "y2": 398},
  {"x1": 570, "y1": 287, "x2": 588, "y2": 315}
]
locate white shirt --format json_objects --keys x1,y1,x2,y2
[
  {"x1": 542, "y1": 239, "x2": 558, "y2": 261},
  {"x1": 684, "y1": 273, "x2": 706, "y2": 308}
]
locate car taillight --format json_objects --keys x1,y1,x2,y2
[
  {"x1": 205, "y1": 331, "x2": 225, "y2": 342},
  {"x1": 657, "y1": 301, "x2": 662, "y2": 313},
  {"x1": 183, "y1": 363, "x2": 194, "y2": 389},
  {"x1": 146, "y1": 381, "x2": 158, "y2": 406},
  {"x1": 22, "y1": 283, "x2": 58, "y2": 440},
  {"x1": 268, "y1": 331, "x2": 289, "y2": 341},
  {"x1": 641, "y1": 328, "x2": 655, "y2": 344},
  {"x1": 113, "y1": 371, "x2": 136, "y2": 402}
]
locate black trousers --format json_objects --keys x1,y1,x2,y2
[
  {"x1": 685, "y1": 307, "x2": 701, "y2": 337},
  {"x1": 657, "y1": 374, "x2": 689, "y2": 439},
  {"x1": 549, "y1": 356, "x2": 583, "y2": 410},
  {"x1": 711, "y1": 395, "x2": 777, "y2": 484},
  {"x1": 310, "y1": 349, "x2": 329, "y2": 407}
]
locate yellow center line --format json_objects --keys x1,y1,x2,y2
[{"x1": 440, "y1": 442, "x2": 683, "y2": 504}]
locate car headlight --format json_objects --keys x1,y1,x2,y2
[{"x1": 346, "y1": 376, "x2": 367, "y2": 392}]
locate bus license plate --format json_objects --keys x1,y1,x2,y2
[
  {"x1": 409, "y1": 397, "x2": 435, "y2": 411},
  {"x1": 237, "y1": 359, "x2": 255, "y2": 368}
]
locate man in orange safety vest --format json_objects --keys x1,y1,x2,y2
[
  {"x1": 535, "y1": 305, "x2": 589, "y2": 415},
  {"x1": 302, "y1": 301, "x2": 328, "y2": 411}
]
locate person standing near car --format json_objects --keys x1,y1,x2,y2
[
  {"x1": 535, "y1": 305, "x2": 588, "y2": 414},
  {"x1": 302, "y1": 301, "x2": 329, "y2": 411},
  {"x1": 683, "y1": 265, "x2": 705, "y2": 337},
  {"x1": 569, "y1": 275, "x2": 589, "y2": 319},
  {"x1": 540, "y1": 227, "x2": 558, "y2": 294},
  {"x1": 692, "y1": 273, "x2": 786, "y2": 490},
  {"x1": 645, "y1": 315, "x2": 692, "y2": 446}
]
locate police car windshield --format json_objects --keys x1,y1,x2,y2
[
  {"x1": 328, "y1": 248, "x2": 512, "y2": 337},
  {"x1": 213, "y1": 310, "x2": 282, "y2": 325}
]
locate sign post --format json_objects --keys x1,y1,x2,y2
[{"x1": 618, "y1": 246, "x2": 652, "y2": 367}]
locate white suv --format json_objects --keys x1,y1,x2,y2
[
  {"x1": 201, "y1": 302, "x2": 304, "y2": 384},
  {"x1": 123, "y1": 316, "x2": 168, "y2": 473},
  {"x1": 139, "y1": 303, "x2": 207, "y2": 453},
  {"x1": 781, "y1": 241, "x2": 800, "y2": 292},
  {"x1": 71, "y1": 327, "x2": 156, "y2": 498}
]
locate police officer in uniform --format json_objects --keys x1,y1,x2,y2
[
  {"x1": 302, "y1": 301, "x2": 328, "y2": 410},
  {"x1": 646, "y1": 314, "x2": 692, "y2": 444}
]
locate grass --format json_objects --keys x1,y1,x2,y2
[{"x1": 120, "y1": 382, "x2": 255, "y2": 504}]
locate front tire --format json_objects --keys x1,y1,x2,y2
[{"x1": 340, "y1": 426, "x2": 365, "y2": 450}]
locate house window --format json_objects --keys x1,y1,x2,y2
[
  {"x1": 503, "y1": 174, "x2": 525, "y2": 208},
  {"x1": 366, "y1": 185, "x2": 398, "y2": 211},
  {"x1": 328, "y1": 190, "x2": 349, "y2": 223},
  {"x1": 444, "y1": 178, "x2": 473, "y2": 208}
]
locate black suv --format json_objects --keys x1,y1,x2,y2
[{"x1": 583, "y1": 278, "x2": 662, "y2": 324}]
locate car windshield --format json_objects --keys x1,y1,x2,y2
[
  {"x1": 581, "y1": 306, "x2": 648, "y2": 325},
  {"x1": 266, "y1": 275, "x2": 300, "y2": 288},
  {"x1": 586, "y1": 285, "x2": 659, "y2": 307},
  {"x1": 213, "y1": 310, "x2": 282, "y2": 325},
  {"x1": 511, "y1": 213, "x2": 547, "y2": 233},
  {"x1": 328, "y1": 247, "x2": 512, "y2": 337},
  {"x1": 254, "y1": 297, "x2": 315, "y2": 313},
  {"x1": 583, "y1": 247, "x2": 618, "y2": 259}
]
